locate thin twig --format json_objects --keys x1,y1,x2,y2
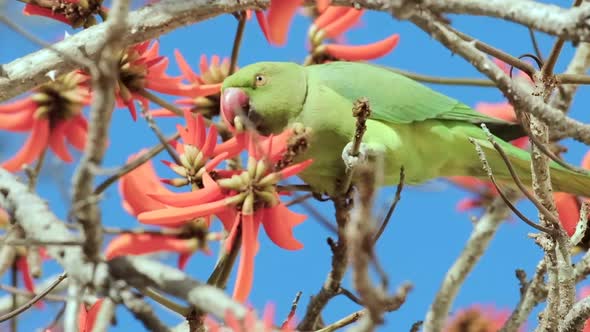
[
  {"x1": 528, "y1": 28, "x2": 544, "y2": 62},
  {"x1": 379, "y1": 66, "x2": 495, "y2": 87},
  {"x1": 0, "y1": 273, "x2": 67, "y2": 323},
  {"x1": 373, "y1": 167, "x2": 404, "y2": 243},
  {"x1": 138, "y1": 96, "x2": 182, "y2": 166},
  {"x1": 281, "y1": 291, "x2": 302, "y2": 328},
  {"x1": 315, "y1": 311, "x2": 366, "y2": 332},
  {"x1": 341, "y1": 98, "x2": 371, "y2": 192},
  {"x1": 479, "y1": 125, "x2": 562, "y2": 227},
  {"x1": 469, "y1": 139, "x2": 555, "y2": 235},
  {"x1": 229, "y1": 12, "x2": 246, "y2": 75}
]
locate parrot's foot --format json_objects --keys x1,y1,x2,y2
[{"x1": 341, "y1": 142, "x2": 374, "y2": 170}]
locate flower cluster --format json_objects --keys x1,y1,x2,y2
[
  {"x1": 0, "y1": 71, "x2": 90, "y2": 171},
  {"x1": 110, "y1": 111, "x2": 312, "y2": 302}
]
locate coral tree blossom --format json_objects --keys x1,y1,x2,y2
[
  {"x1": 151, "y1": 52, "x2": 231, "y2": 118},
  {"x1": 23, "y1": 0, "x2": 104, "y2": 28},
  {"x1": 0, "y1": 71, "x2": 90, "y2": 171},
  {"x1": 444, "y1": 304, "x2": 518, "y2": 331},
  {"x1": 136, "y1": 113, "x2": 312, "y2": 302},
  {"x1": 308, "y1": 5, "x2": 399, "y2": 61},
  {"x1": 102, "y1": 40, "x2": 195, "y2": 121}
]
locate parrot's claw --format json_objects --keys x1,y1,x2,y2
[{"x1": 342, "y1": 142, "x2": 372, "y2": 170}]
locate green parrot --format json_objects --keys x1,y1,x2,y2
[{"x1": 220, "y1": 61, "x2": 590, "y2": 197}]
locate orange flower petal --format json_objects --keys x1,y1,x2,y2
[
  {"x1": 0, "y1": 98, "x2": 36, "y2": 113},
  {"x1": 261, "y1": 204, "x2": 304, "y2": 250},
  {"x1": 232, "y1": 214, "x2": 260, "y2": 302},
  {"x1": 150, "y1": 108, "x2": 179, "y2": 117},
  {"x1": 279, "y1": 159, "x2": 314, "y2": 179},
  {"x1": 255, "y1": 11, "x2": 272, "y2": 44},
  {"x1": 324, "y1": 33, "x2": 399, "y2": 61},
  {"x1": 195, "y1": 83, "x2": 222, "y2": 97},
  {"x1": 267, "y1": 0, "x2": 303, "y2": 45},
  {"x1": 322, "y1": 8, "x2": 363, "y2": 38},
  {"x1": 582, "y1": 150, "x2": 590, "y2": 170},
  {"x1": 118, "y1": 154, "x2": 169, "y2": 216},
  {"x1": 0, "y1": 108, "x2": 35, "y2": 131},
  {"x1": 174, "y1": 49, "x2": 201, "y2": 83},
  {"x1": 313, "y1": 6, "x2": 349, "y2": 29},
  {"x1": 205, "y1": 151, "x2": 229, "y2": 171},
  {"x1": 316, "y1": 0, "x2": 331, "y2": 13},
  {"x1": 104, "y1": 233, "x2": 196, "y2": 260},
  {"x1": 213, "y1": 133, "x2": 247, "y2": 158},
  {"x1": 475, "y1": 102, "x2": 516, "y2": 122},
  {"x1": 201, "y1": 125, "x2": 218, "y2": 157},
  {"x1": 554, "y1": 192, "x2": 581, "y2": 236},
  {"x1": 148, "y1": 173, "x2": 222, "y2": 207},
  {"x1": 78, "y1": 299, "x2": 104, "y2": 332},
  {"x1": 64, "y1": 115, "x2": 88, "y2": 151},
  {"x1": 48, "y1": 122, "x2": 73, "y2": 162},
  {"x1": 138, "y1": 198, "x2": 230, "y2": 226},
  {"x1": 2, "y1": 119, "x2": 49, "y2": 172}
]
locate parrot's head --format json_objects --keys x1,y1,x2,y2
[{"x1": 221, "y1": 62, "x2": 307, "y2": 135}]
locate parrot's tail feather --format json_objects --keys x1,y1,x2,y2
[{"x1": 469, "y1": 138, "x2": 590, "y2": 198}]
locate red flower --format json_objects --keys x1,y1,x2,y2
[
  {"x1": 118, "y1": 150, "x2": 172, "y2": 217},
  {"x1": 104, "y1": 233, "x2": 205, "y2": 269},
  {"x1": 138, "y1": 133, "x2": 312, "y2": 302},
  {"x1": 0, "y1": 71, "x2": 90, "y2": 172},
  {"x1": 444, "y1": 304, "x2": 518, "y2": 332},
  {"x1": 308, "y1": 6, "x2": 399, "y2": 61},
  {"x1": 23, "y1": 0, "x2": 104, "y2": 28},
  {"x1": 102, "y1": 41, "x2": 194, "y2": 121},
  {"x1": 151, "y1": 53, "x2": 229, "y2": 118},
  {"x1": 78, "y1": 299, "x2": 104, "y2": 332},
  {"x1": 205, "y1": 302, "x2": 296, "y2": 331}
]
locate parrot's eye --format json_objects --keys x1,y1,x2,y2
[{"x1": 254, "y1": 74, "x2": 267, "y2": 87}]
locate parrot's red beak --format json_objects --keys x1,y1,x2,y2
[{"x1": 221, "y1": 88, "x2": 250, "y2": 126}]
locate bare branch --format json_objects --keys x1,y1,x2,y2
[
  {"x1": 423, "y1": 195, "x2": 513, "y2": 331},
  {"x1": 0, "y1": 0, "x2": 268, "y2": 102}
]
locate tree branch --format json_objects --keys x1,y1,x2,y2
[{"x1": 0, "y1": 0, "x2": 268, "y2": 102}]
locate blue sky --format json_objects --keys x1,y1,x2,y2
[{"x1": 1, "y1": 0, "x2": 589, "y2": 331}]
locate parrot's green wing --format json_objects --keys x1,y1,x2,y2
[{"x1": 306, "y1": 61, "x2": 508, "y2": 125}]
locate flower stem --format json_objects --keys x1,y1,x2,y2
[
  {"x1": 142, "y1": 287, "x2": 191, "y2": 316},
  {"x1": 229, "y1": 12, "x2": 247, "y2": 75},
  {"x1": 207, "y1": 226, "x2": 242, "y2": 288}
]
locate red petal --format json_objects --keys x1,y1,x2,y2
[
  {"x1": 279, "y1": 159, "x2": 314, "y2": 179},
  {"x1": 232, "y1": 214, "x2": 260, "y2": 302},
  {"x1": 0, "y1": 98, "x2": 36, "y2": 113},
  {"x1": 316, "y1": 0, "x2": 331, "y2": 13},
  {"x1": 314, "y1": 6, "x2": 349, "y2": 29},
  {"x1": 324, "y1": 33, "x2": 400, "y2": 61},
  {"x1": 138, "y1": 198, "x2": 230, "y2": 226},
  {"x1": 23, "y1": 4, "x2": 71, "y2": 25},
  {"x1": 82, "y1": 299, "x2": 104, "y2": 332},
  {"x1": 322, "y1": 8, "x2": 363, "y2": 38},
  {"x1": 174, "y1": 49, "x2": 201, "y2": 83},
  {"x1": 261, "y1": 204, "x2": 304, "y2": 250},
  {"x1": 582, "y1": 151, "x2": 590, "y2": 170},
  {"x1": 201, "y1": 125, "x2": 218, "y2": 157},
  {"x1": 2, "y1": 119, "x2": 49, "y2": 172},
  {"x1": 213, "y1": 134, "x2": 247, "y2": 158},
  {"x1": 195, "y1": 83, "x2": 222, "y2": 97},
  {"x1": 148, "y1": 173, "x2": 223, "y2": 207},
  {"x1": 118, "y1": 153, "x2": 169, "y2": 216},
  {"x1": 64, "y1": 115, "x2": 88, "y2": 151},
  {"x1": 48, "y1": 122, "x2": 73, "y2": 162},
  {"x1": 267, "y1": 0, "x2": 303, "y2": 45},
  {"x1": 255, "y1": 11, "x2": 272, "y2": 44},
  {"x1": 476, "y1": 102, "x2": 516, "y2": 122},
  {"x1": 204, "y1": 152, "x2": 229, "y2": 171},
  {"x1": 104, "y1": 233, "x2": 196, "y2": 259},
  {"x1": 0, "y1": 108, "x2": 35, "y2": 131},
  {"x1": 554, "y1": 192, "x2": 581, "y2": 236}
]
